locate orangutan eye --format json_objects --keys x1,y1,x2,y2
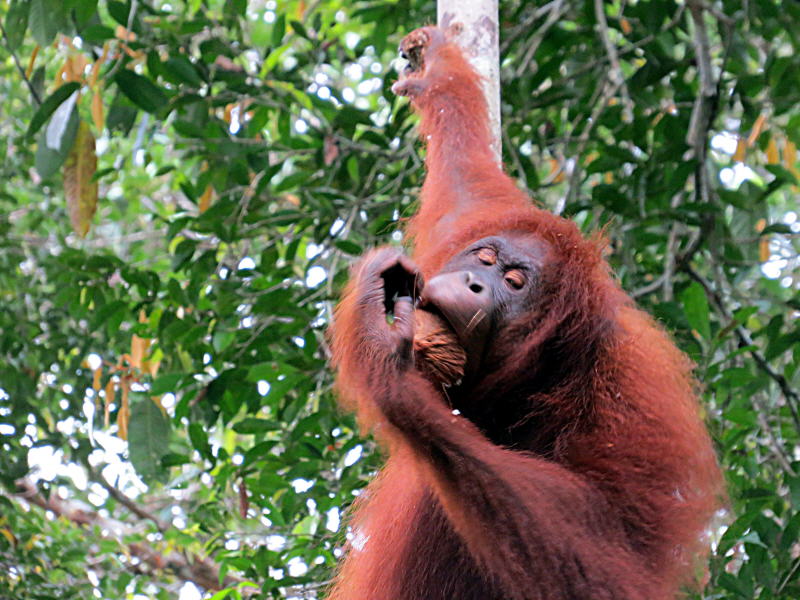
[
  {"x1": 476, "y1": 248, "x2": 497, "y2": 265},
  {"x1": 504, "y1": 270, "x2": 525, "y2": 289}
]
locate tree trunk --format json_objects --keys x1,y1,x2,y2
[{"x1": 438, "y1": 0, "x2": 501, "y2": 162}]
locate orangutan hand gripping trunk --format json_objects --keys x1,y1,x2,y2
[{"x1": 329, "y1": 26, "x2": 724, "y2": 600}]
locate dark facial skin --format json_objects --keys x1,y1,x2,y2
[{"x1": 418, "y1": 232, "x2": 547, "y2": 372}]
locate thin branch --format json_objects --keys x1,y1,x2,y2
[
  {"x1": 0, "y1": 23, "x2": 42, "y2": 105},
  {"x1": 514, "y1": 0, "x2": 568, "y2": 78},
  {"x1": 751, "y1": 393, "x2": 795, "y2": 476},
  {"x1": 526, "y1": 4, "x2": 685, "y2": 104},
  {"x1": 104, "y1": 0, "x2": 139, "y2": 82},
  {"x1": 593, "y1": 0, "x2": 634, "y2": 122},
  {"x1": 501, "y1": 1, "x2": 569, "y2": 52},
  {"x1": 9, "y1": 478, "x2": 253, "y2": 593},
  {"x1": 562, "y1": 78, "x2": 622, "y2": 213},
  {"x1": 88, "y1": 465, "x2": 170, "y2": 532}
]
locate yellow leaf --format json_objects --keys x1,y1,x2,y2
[
  {"x1": 64, "y1": 54, "x2": 88, "y2": 82},
  {"x1": 91, "y1": 92, "x2": 104, "y2": 131},
  {"x1": 104, "y1": 378, "x2": 115, "y2": 428},
  {"x1": 24, "y1": 533, "x2": 40, "y2": 551},
  {"x1": 144, "y1": 347, "x2": 163, "y2": 377},
  {"x1": 785, "y1": 140, "x2": 797, "y2": 169},
  {"x1": 64, "y1": 121, "x2": 99, "y2": 237},
  {"x1": 92, "y1": 367, "x2": 103, "y2": 392},
  {"x1": 54, "y1": 62, "x2": 67, "y2": 86},
  {"x1": 548, "y1": 158, "x2": 565, "y2": 183},
  {"x1": 89, "y1": 43, "x2": 110, "y2": 88},
  {"x1": 199, "y1": 184, "x2": 214, "y2": 213},
  {"x1": 747, "y1": 114, "x2": 767, "y2": 147},
  {"x1": 759, "y1": 237, "x2": 770, "y2": 263},
  {"x1": 130, "y1": 310, "x2": 151, "y2": 370},
  {"x1": 118, "y1": 378, "x2": 130, "y2": 440},
  {"x1": 604, "y1": 172, "x2": 614, "y2": 184},
  {"x1": 766, "y1": 138, "x2": 779, "y2": 164},
  {"x1": 732, "y1": 137, "x2": 746, "y2": 162},
  {"x1": 0, "y1": 528, "x2": 17, "y2": 547},
  {"x1": 26, "y1": 46, "x2": 39, "y2": 79}
]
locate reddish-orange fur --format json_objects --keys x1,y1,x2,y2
[{"x1": 329, "y1": 27, "x2": 724, "y2": 600}]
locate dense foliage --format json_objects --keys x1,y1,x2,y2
[{"x1": 0, "y1": 0, "x2": 798, "y2": 598}]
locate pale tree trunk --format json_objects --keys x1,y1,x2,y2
[{"x1": 438, "y1": 0, "x2": 501, "y2": 162}]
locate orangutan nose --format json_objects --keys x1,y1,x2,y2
[{"x1": 464, "y1": 271, "x2": 486, "y2": 296}]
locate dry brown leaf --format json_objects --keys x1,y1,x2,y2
[
  {"x1": 199, "y1": 184, "x2": 214, "y2": 213},
  {"x1": 323, "y1": 135, "x2": 339, "y2": 165},
  {"x1": 91, "y1": 92, "x2": 104, "y2": 131},
  {"x1": 64, "y1": 121, "x2": 98, "y2": 237},
  {"x1": 26, "y1": 46, "x2": 39, "y2": 79},
  {"x1": 115, "y1": 25, "x2": 136, "y2": 42},
  {"x1": 118, "y1": 378, "x2": 130, "y2": 440},
  {"x1": 130, "y1": 310, "x2": 151, "y2": 369},
  {"x1": 747, "y1": 114, "x2": 767, "y2": 147},
  {"x1": 759, "y1": 238, "x2": 770, "y2": 263},
  {"x1": 785, "y1": 140, "x2": 797, "y2": 172},
  {"x1": 92, "y1": 367, "x2": 103, "y2": 392},
  {"x1": 766, "y1": 138, "x2": 779, "y2": 164},
  {"x1": 732, "y1": 137, "x2": 746, "y2": 162},
  {"x1": 238, "y1": 480, "x2": 250, "y2": 519},
  {"x1": 104, "y1": 378, "x2": 115, "y2": 428},
  {"x1": 89, "y1": 44, "x2": 110, "y2": 87}
]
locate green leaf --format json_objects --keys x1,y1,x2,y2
[
  {"x1": 188, "y1": 422, "x2": 213, "y2": 461},
  {"x1": 212, "y1": 330, "x2": 235, "y2": 353},
  {"x1": 114, "y1": 70, "x2": 168, "y2": 113},
  {"x1": 34, "y1": 104, "x2": 79, "y2": 179},
  {"x1": 4, "y1": 0, "x2": 30, "y2": 50},
  {"x1": 271, "y1": 14, "x2": 285, "y2": 46},
  {"x1": 27, "y1": 82, "x2": 81, "y2": 138},
  {"x1": 128, "y1": 397, "x2": 171, "y2": 482},
  {"x1": 680, "y1": 281, "x2": 711, "y2": 340},
  {"x1": 334, "y1": 240, "x2": 362, "y2": 255},
  {"x1": 233, "y1": 418, "x2": 280, "y2": 434},
  {"x1": 163, "y1": 55, "x2": 203, "y2": 87},
  {"x1": 29, "y1": 0, "x2": 64, "y2": 46},
  {"x1": 150, "y1": 373, "x2": 184, "y2": 395}
]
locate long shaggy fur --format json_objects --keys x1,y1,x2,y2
[{"x1": 329, "y1": 28, "x2": 724, "y2": 600}]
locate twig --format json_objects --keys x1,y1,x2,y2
[
  {"x1": 685, "y1": 1, "x2": 716, "y2": 166},
  {"x1": 9, "y1": 478, "x2": 252, "y2": 592},
  {"x1": 562, "y1": 79, "x2": 622, "y2": 212},
  {"x1": 503, "y1": 126, "x2": 529, "y2": 193},
  {"x1": 593, "y1": 0, "x2": 634, "y2": 122},
  {"x1": 514, "y1": 0, "x2": 568, "y2": 78},
  {"x1": 104, "y1": 0, "x2": 139, "y2": 82},
  {"x1": 0, "y1": 23, "x2": 42, "y2": 105},
  {"x1": 88, "y1": 465, "x2": 170, "y2": 531},
  {"x1": 501, "y1": 1, "x2": 571, "y2": 52},
  {"x1": 750, "y1": 393, "x2": 795, "y2": 476}
]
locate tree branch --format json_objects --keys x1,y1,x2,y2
[
  {"x1": 8, "y1": 478, "x2": 254, "y2": 594},
  {"x1": 593, "y1": 0, "x2": 634, "y2": 123}
]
